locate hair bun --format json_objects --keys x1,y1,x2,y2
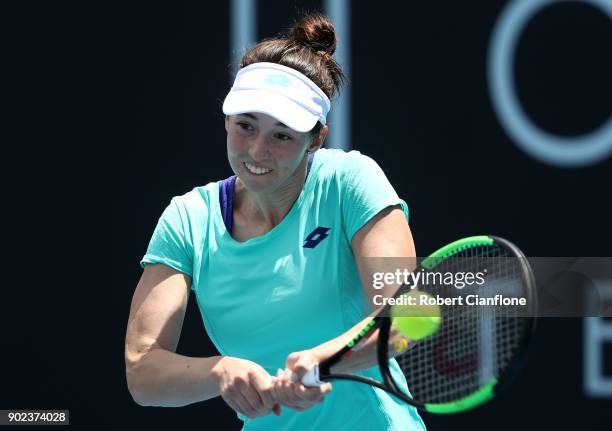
[{"x1": 289, "y1": 13, "x2": 337, "y2": 56}]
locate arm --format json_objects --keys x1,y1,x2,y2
[
  {"x1": 285, "y1": 205, "x2": 416, "y2": 376},
  {"x1": 125, "y1": 263, "x2": 222, "y2": 407},
  {"x1": 125, "y1": 264, "x2": 278, "y2": 416}
]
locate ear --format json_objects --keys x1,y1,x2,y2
[
  {"x1": 224, "y1": 115, "x2": 230, "y2": 132},
  {"x1": 308, "y1": 124, "x2": 328, "y2": 153}
]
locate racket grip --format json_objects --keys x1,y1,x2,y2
[{"x1": 301, "y1": 364, "x2": 323, "y2": 387}]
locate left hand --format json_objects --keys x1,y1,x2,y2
[{"x1": 274, "y1": 350, "x2": 333, "y2": 412}]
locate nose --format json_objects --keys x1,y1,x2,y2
[{"x1": 248, "y1": 135, "x2": 270, "y2": 162}]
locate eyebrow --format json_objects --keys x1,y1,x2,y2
[{"x1": 238, "y1": 113, "x2": 289, "y2": 129}]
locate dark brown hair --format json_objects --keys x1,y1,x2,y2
[{"x1": 239, "y1": 13, "x2": 346, "y2": 134}]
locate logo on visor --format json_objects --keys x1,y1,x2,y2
[{"x1": 265, "y1": 74, "x2": 291, "y2": 87}]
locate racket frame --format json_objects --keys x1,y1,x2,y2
[{"x1": 308, "y1": 235, "x2": 537, "y2": 414}]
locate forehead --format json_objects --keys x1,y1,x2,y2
[{"x1": 236, "y1": 113, "x2": 289, "y2": 129}]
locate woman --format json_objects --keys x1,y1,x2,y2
[{"x1": 125, "y1": 13, "x2": 426, "y2": 431}]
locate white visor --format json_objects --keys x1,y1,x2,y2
[{"x1": 222, "y1": 62, "x2": 330, "y2": 133}]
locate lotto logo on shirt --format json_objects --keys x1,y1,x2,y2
[{"x1": 303, "y1": 227, "x2": 331, "y2": 249}]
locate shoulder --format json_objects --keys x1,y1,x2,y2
[
  {"x1": 314, "y1": 147, "x2": 375, "y2": 167},
  {"x1": 314, "y1": 148, "x2": 386, "y2": 189},
  {"x1": 164, "y1": 182, "x2": 218, "y2": 223},
  {"x1": 314, "y1": 148, "x2": 382, "y2": 181},
  {"x1": 176, "y1": 182, "x2": 215, "y2": 207}
]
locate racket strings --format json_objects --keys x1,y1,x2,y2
[{"x1": 397, "y1": 244, "x2": 529, "y2": 404}]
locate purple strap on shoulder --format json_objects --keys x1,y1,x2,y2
[
  {"x1": 219, "y1": 152, "x2": 315, "y2": 234},
  {"x1": 307, "y1": 151, "x2": 314, "y2": 173},
  {"x1": 218, "y1": 175, "x2": 237, "y2": 234}
]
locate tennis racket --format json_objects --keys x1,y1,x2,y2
[{"x1": 300, "y1": 235, "x2": 537, "y2": 414}]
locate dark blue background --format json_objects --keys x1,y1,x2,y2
[{"x1": 3, "y1": 1, "x2": 611, "y2": 429}]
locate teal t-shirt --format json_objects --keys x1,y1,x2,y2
[{"x1": 141, "y1": 148, "x2": 426, "y2": 431}]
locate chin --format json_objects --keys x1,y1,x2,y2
[{"x1": 238, "y1": 172, "x2": 276, "y2": 192}]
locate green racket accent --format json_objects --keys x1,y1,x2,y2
[
  {"x1": 421, "y1": 235, "x2": 494, "y2": 269},
  {"x1": 347, "y1": 319, "x2": 377, "y2": 348},
  {"x1": 424, "y1": 378, "x2": 498, "y2": 414}
]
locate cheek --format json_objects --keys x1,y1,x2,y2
[
  {"x1": 226, "y1": 131, "x2": 247, "y2": 155},
  {"x1": 273, "y1": 144, "x2": 305, "y2": 167}
]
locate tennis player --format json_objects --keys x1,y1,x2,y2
[{"x1": 125, "y1": 13, "x2": 426, "y2": 431}]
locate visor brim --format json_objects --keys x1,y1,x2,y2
[{"x1": 223, "y1": 89, "x2": 320, "y2": 133}]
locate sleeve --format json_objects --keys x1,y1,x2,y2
[
  {"x1": 339, "y1": 151, "x2": 410, "y2": 243},
  {"x1": 140, "y1": 197, "x2": 194, "y2": 277}
]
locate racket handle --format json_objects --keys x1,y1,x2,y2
[{"x1": 301, "y1": 364, "x2": 323, "y2": 387}]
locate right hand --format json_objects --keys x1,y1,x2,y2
[
  {"x1": 214, "y1": 356, "x2": 279, "y2": 419},
  {"x1": 274, "y1": 350, "x2": 333, "y2": 411}
]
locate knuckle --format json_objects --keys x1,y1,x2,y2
[{"x1": 236, "y1": 378, "x2": 250, "y2": 389}]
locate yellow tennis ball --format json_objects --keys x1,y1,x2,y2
[
  {"x1": 391, "y1": 291, "x2": 442, "y2": 340},
  {"x1": 392, "y1": 337, "x2": 409, "y2": 353}
]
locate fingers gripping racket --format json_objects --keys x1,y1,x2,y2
[{"x1": 301, "y1": 235, "x2": 537, "y2": 414}]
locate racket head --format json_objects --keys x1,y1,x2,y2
[{"x1": 390, "y1": 235, "x2": 537, "y2": 414}]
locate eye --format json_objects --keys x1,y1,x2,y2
[
  {"x1": 236, "y1": 122, "x2": 254, "y2": 131},
  {"x1": 274, "y1": 133, "x2": 293, "y2": 141}
]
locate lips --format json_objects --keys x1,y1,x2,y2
[{"x1": 244, "y1": 162, "x2": 273, "y2": 175}]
